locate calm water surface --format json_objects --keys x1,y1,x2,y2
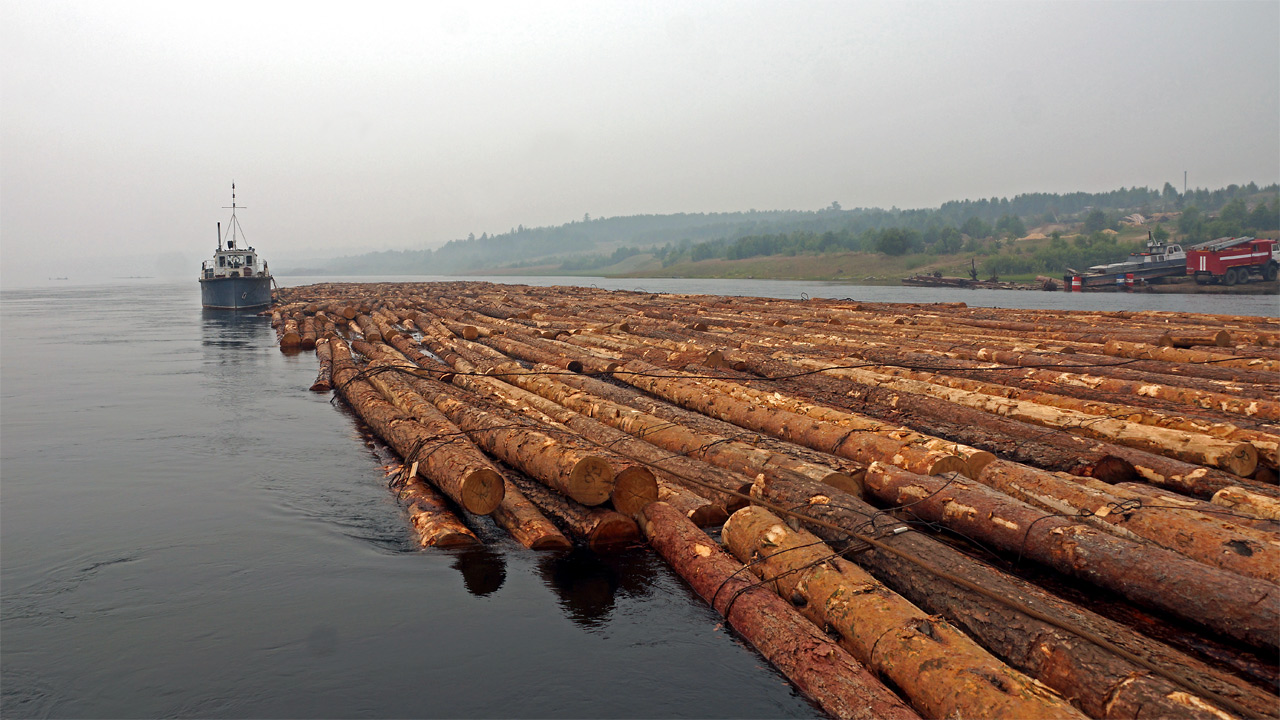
[
  {"x1": 1, "y1": 280, "x2": 825, "y2": 719},
  {"x1": 2, "y1": 276, "x2": 1274, "y2": 718}
]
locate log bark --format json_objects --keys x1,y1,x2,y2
[
  {"x1": 420, "y1": 383, "x2": 616, "y2": 506},
  {"x1": 657, "y1": 479, "x2": 728, "y2": 527},
  {"x1": 1213, "y1": 486, "x2": 1280, "y2": 522},
  {"x1": 509, "y1": 362, "x2": 859, "y2": 498},
  {"x1": 637, "y1": 502, "x2": 919, "y2": 720},
  {"x1": 862, "y1": 461, "x2": 1280, "y2": 650},
  {"x1": 488, "y1": 477, "x2": 572, "y2": 550},
  {"x1": 750, "y1": 474, "x2": 1275, "y2": 720}
]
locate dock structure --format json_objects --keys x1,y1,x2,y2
[{"x1": 270, "y1": 281, "x2": 1279, "y2": 720}]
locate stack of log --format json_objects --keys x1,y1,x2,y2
[{"x1": 268, "y1": 281, "x2": 1279, "y2": 720}]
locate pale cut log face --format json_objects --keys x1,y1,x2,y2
[
  {"x1": 567, "y1": 456, "x2": 614, "y2": 506},
  {"x1": 460, "y1": 468, "x2": 505, "y2": 515}
]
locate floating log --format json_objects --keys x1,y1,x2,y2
[
  {"x1": 782, "y1": 355, "x2": 1260, "y2": 476},
  {"x1": 309, "y1": 337, "x2": 333, "y2": 392},
  {"x1": 615, "y1": 359, "x2": 968, "y2": 477},
  {"x1": 638, "y1": 502, "x2": 919, "y2": 720},
  {"x1": 862, "y1": 461, "x2": 1280, "y2": 650},
  {"x1": 329, "y1": 339, "x2": 505, "y2": 515},
  {"x1": 721, "y1": 506, "x2": 1085, "y2": 720},
  {"x1": 750, "y1": 473, "x2": 1274, "y2": 720},
  {"x1": 393, "y1": 470, "x2": 480, "y2": 548},
  {"x1": 508, "y1": 474, "x2": 637, "y2": 551},
  {"x1": 976, "y1": 459, "x2": 1280, "y2": 583}
]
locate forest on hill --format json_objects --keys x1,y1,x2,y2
[{"x1": 291, "y1": 181, "x2": 1279, "y2": 278}]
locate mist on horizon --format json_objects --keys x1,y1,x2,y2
[{"x1": 2, "y1": 1, "x2": 1277, "y2": 287}]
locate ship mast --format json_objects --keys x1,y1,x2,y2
[{"x1": 222, "y1": 182, "x2": 248, "y2": 251}]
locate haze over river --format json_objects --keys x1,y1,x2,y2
[{"x1": 2, "y1": 275, "x2": 1273, "y2": 718}]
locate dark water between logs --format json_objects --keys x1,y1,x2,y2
[{"x1": 2, "y1": 276, "x2": 1275, "y2": 718}]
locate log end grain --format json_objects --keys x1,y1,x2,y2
[
  {"x1": 928, "y1": 455, "x2": 969, "y2": 477},
  {"x1": 567, "y1": 456, "x2": 616, "y2": 506},
  {"x1": 459, "y1": 467, "x2": 507, "y2": 515},
  {"x1": 611, "y1": 466, "x2": 659, "y2": 517},
  {"x1": 964, "y1": 450, "x2": 998, "y2": 478},
  {"x1": 821, "y1": 470, "x2": 867, "y2": 500}
]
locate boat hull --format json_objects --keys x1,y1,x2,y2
[{"x1": 200, "y1": 275, "x2": 273, "y2": 309}]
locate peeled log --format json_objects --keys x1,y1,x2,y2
[
  {"x1": 637, "y1": 502, "x2": 919, "y2": 720},
  {"x1": 750, "y1": 474, "x2": 1272, "y2": 720},
  {"x1": 616, "y1": 359, "x2": 966, "y2": 477},
  {"x1": 785, "y1": 356, "x2": 1259, "y2": 477},
  {"x1": 862, "y1": 462, "x2": 1280, "y2": 650},
  {"x1": 426, "y1": 390, "x2": 616, "y2": 506},
  {"x1": 508, "y1": 474, "x2": 638, "y2": 550},
  {"x1": 722, "y1": 506, "x2": 1085, "y2": 720}
]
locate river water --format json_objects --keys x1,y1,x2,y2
[{"x1": 1, "y1": 275, "x2": 1274, "y2": 718}]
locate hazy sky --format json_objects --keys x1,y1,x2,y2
[{"x1": 2, "y1": 1, "x2": 1277, "y2": 284}]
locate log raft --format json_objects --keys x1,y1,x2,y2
[{"x1": 274, "y1": 281, "x2": 1279, "y2": 719}]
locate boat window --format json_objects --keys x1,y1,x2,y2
[
  {"x1": 219, "y1": 256, "x2": 226, "y2": 267},
  {"x1": 246, "y1": 255, "x2": 254, "y2": 265}
]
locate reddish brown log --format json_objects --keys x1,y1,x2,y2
[{"x1": 638, "y1": 502, "x2": 919, "y2": 720}]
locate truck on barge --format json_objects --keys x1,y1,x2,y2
[{"x1": 200, "y1": 183, "x2": 273, "y2": 310}]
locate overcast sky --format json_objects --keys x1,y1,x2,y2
[{"x1": 2, "y1": 0, "x2": 1277, "y2": 285}]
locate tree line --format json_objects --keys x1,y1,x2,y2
[{"x1": 302, "y1": 181, "x2": 1278, "y2": 275}]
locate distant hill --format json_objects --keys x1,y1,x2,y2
[{"x1": 282, "y1": 182, "x2": 1278, "y2": 276}]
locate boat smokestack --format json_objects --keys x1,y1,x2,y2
[{"x1": 217, "y1": 222, "x2": 222, "y2": 251}]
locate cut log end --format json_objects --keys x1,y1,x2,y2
[
  {"x1": 964, "y1": 450, "x2": 998, "y2": 478},
  {"x1": 567, "y1": 455, "x2": 616, "y2": 506},
  {"x1": 459, "y1": 467, "x2": 506, "y2": 515},
  {"x1": 611, "y1": 466, "x2": 659, "y2": 517},
  {"x1": 821, "y1": 471, "x2": 866, "y2": 499},
  {"x1": 929, "y1": 455, "x2": 970, "y2": 477},
  {"x1": 1225, "y1": 443, "x2": 1260, "y2": 478}
]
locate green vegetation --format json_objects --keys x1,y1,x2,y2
[{"x1": 296, "y1": 181, "x2": 1280, "y2": 280}]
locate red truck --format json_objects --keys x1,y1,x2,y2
[{"x1": 1187, "y1": 236, "x2": 1279, "y2": 285}]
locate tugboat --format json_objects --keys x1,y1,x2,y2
[{"x1": 200, "y1": 183, "x2": 273, "y2": 309}]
